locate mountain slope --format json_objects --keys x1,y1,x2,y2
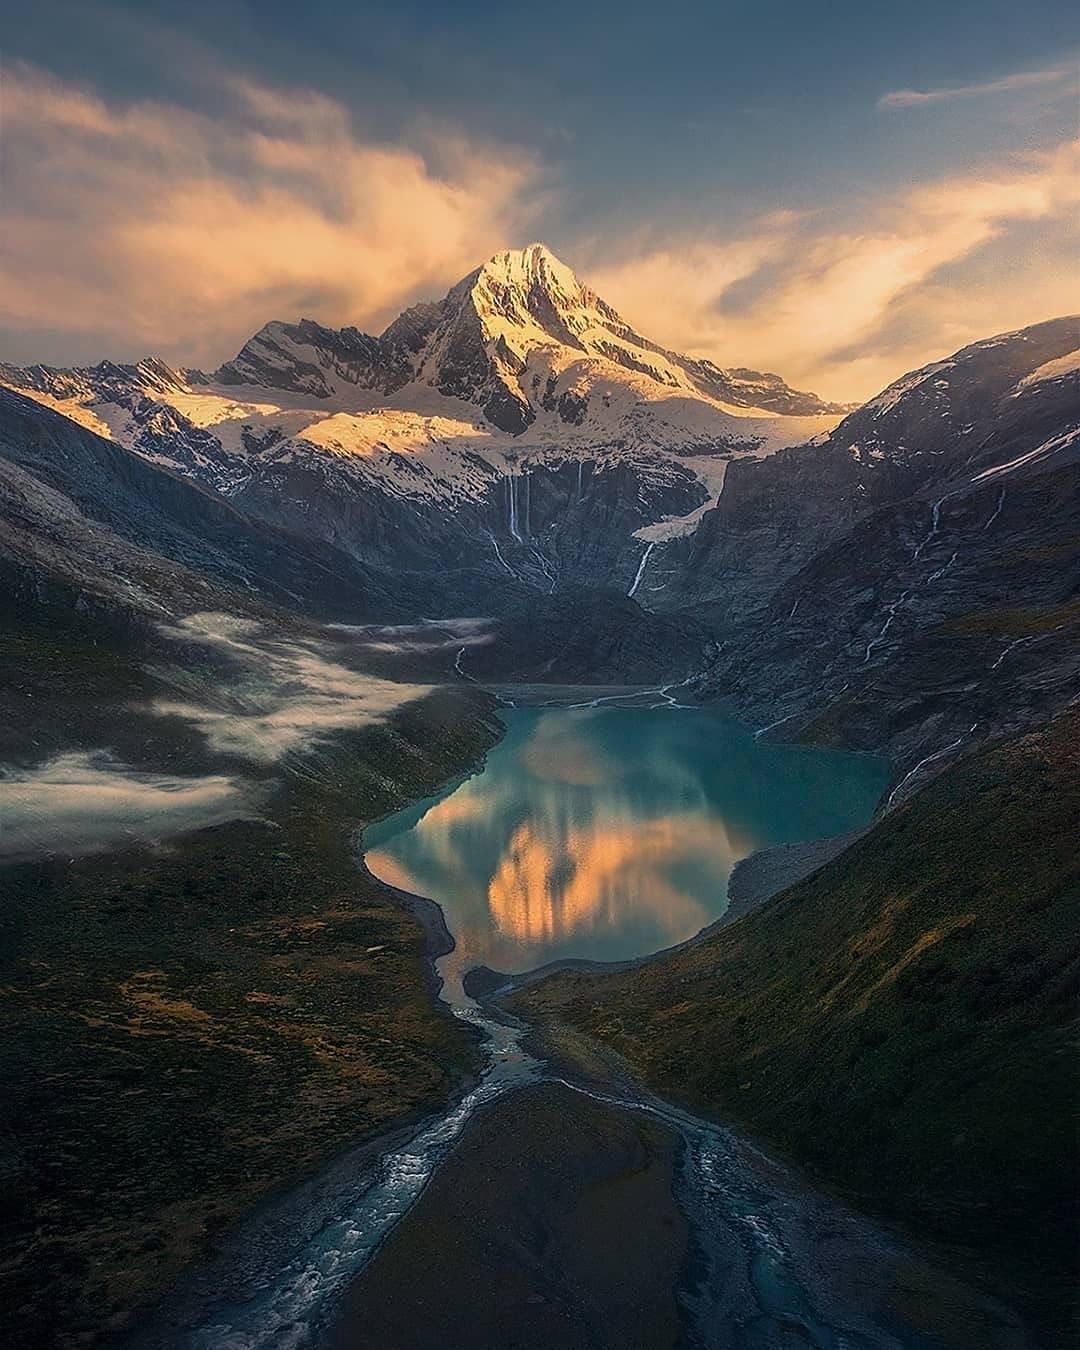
[
  {"x1": 513, "y1": 710, "x2": 1080, "y2": 1348},
  {"x1": 0, "y1": 387, "x2": 707, "y2": 685},
  {"x1": 662, "y1": 316, "x2": 1079, "y2": 627},
  {"x1": 664, "y1": 318, "x2": 1080, "y2": 789},
  {"x1": 0, "y1": 246, "x2": 843, "y2": 607},
  {"x1": 0, "y1": 637, "x2": 501, "y2": 1348},
  {"x1": 214, "y1": 244, "x2": 845, "y2": 430},
  {"x1": 1, "y1": 281, "x2": 1074, "y2": 748},
  {"x1": 0, "y1": 386, "x2": 406, "y2": 624}
]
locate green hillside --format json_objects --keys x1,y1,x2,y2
[{"x1": 514, "y1": 713, "x2": 1080, "y2": 1346}]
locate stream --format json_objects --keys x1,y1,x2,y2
[
  {"x1": 162, "y1": 994, "x2": 1022, "y2": 1349},
  {"x1": 136, "y1": 704, "x2": 1023, "y2": 1350}
]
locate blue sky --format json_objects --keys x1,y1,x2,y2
[{"x1": 2, "y1": 0, "x2": 1076, "y2": 396}]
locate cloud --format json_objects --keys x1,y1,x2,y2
[
  {"x1": 0, "y1": 611, "x2": 445, "y2": 858},
  {"x1": 0, "y1": 63, "x2": 547, "y2": 366},
  {"x1": 327, "y1": 618, "x2": 495, "y2": 657},
  {"x1": 2, "y1": 58, "x2": 1075, "y2": 404},
  {"x1": 0, "y1": 752, "x2": 256, "y2": 859},
  {"x1": 879, "y1": 66, "x2": 1073, "y2": 110},
  {"x1": 154, "y1": 613, "x2": 430, "y2": 762},
  {"x1": 590, "y1": 138, "x2": 1080, "y2": 400}
]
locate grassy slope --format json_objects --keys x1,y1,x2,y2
[
  {"x1": 0, "y1": 617, "x2": 503, "y2": 1348},
  {"x1": 513, "y1": 712, "x2": 1080, "y2": 1347}
]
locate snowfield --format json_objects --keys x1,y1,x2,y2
[{"x1": 0, "y1": 244, "x2": 843, "y2": 516}]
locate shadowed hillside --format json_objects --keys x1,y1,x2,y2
[{"x1": 0, "y1": 606, "x2": 502, "y2": 1347}]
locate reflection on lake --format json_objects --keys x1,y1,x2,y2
[{"x1": 364, "y1": 708, "x2": 889, "y2": 1003}]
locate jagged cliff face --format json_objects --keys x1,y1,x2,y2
[
  {"x1": 673, "y1": 318, "x2": 1080, "y2": 792},
  {"x1": 0, "y1": 244, "x2": 842, "y2": 608},
  {"x1": 0, "y1": 245, "x2": 1075, "y2": 793},
  {"x1": 660, "y1": 317, "x2": 1080, "y2": 624},
  {"x1": 0, "y1": 385, "x2": 414, "y2": 627},
  {"x1": 213, "y1": 244, "x2": 846, "y2": 430}
]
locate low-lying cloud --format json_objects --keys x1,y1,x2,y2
[
  {"x1": 338, "y1": 618, "x2": 495, "y2": 657},
  {"x1": 0, "y1": 613, "x2": 440, "y2": 859},
  {"x1": 0, "y1": 753, "x2": 255, "y2": 860},
  {"x1": 155, "y1": 613, "x2": 430, "y2": 762}
]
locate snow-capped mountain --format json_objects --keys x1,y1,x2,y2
[
  {"x1": 6, "y1": 245, "x2": 1071, "y2": 650},
  {"x1": 0, "y1": 245, "x2": 843, "y2": 489},
  {"x1": 0, "y1": 295, "x2": 1075, "y2": 787},
  {"x1": 0, "y1": 244, "x2": 850, "y2": 606},
  {"x1": 213, "y1": 243, "x2": 846, "y2": 428}
]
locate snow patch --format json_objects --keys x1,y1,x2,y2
[
  {"x1": 1014, "y1": 348, "x2": 1080, "y2": 392},
  {"x1": 971, "y1": 427, "x2": 1080, "y2": 484}
]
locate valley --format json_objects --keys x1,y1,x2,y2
[
  {"x1": 364, "y1": 703, "x2": 889, "y2": 1002},
  {"x1": 120, "y1": 694, "x2": 1057, "y2": 1350},
  {"x1": 512, "y1": 710, "x2": 1080, "y2": 1348},
  {"x1": 0, "y1": 245, "x2": 1076, "y2": 1349}
]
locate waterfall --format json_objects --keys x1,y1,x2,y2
[
  {"x1": 885, "y1": 724, "x2": 978, "y2": 809},
  {"x1": 628, "y1": 541, "x2": 656, "y2": 598},
  {"x1": 488, "y1": 534, "x2": 515, "y2": 576},
  {"x1": 983, "y1": 486, "x2": 1006, "y2": 530},
  {"x1": 912, "y1": 489, "x2": 955, "y2": 562},
  {"x1": 864, "y1": 590, "x2": 910, "y2": 662},
  {"x1": 507, "y1": 472, "x2": 523, "y2": 543},
  {"x1": 926, "y1": 551, "x2": 958, "y2": 584}
]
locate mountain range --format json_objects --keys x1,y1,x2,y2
[
  {"x1": 0, "y1": 246, "x2": 844, "y2": 605},
  {"x1": 1, "y1": 245, "x2": 1077, "y2": 1350},
  {"x1": 1, "y1": 247, "x2": 1075, "y2": 792}
]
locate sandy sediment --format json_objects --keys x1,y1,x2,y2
[
  {"x1": 327, "y1": 1081, "x2": 689, "y2": 1350},
  {"x1": 723, "y1": 828, "x2": 866, "y2": 923}
]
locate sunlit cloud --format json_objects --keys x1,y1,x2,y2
[
  {"x1": 0, "y1": 63, "x2": 548, "y2": 366},
  {"x1": 879, "y1": 66, "x2": 1074, "y2": 109},
  {"x1": 591, "y1": 138, "x2": 1080, "y2": 400},
  {"x1": 0, "y1": 752, "x2": 256, "y2": 859},
  {"x1": 154, "y1": 613, "x2": 428, "y2": 762},
  {"x1": 2, "y1": 59, "x2": 1076, "y2": 404}
]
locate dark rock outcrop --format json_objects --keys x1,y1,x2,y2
[{"x1": 674, "y1": 319, "x2": 1080, "y2": 791}]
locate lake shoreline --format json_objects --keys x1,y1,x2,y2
[
  {"x1": 369, "y1": 698, "x2": 890, "y2": 1005},
  {"x1": 129, "y1": 695, "x2": 891, "y2": 1348},
  {"x1": 463, "y1": 825, "x2": 873, "y2": 1002}
]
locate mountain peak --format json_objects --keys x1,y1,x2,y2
[
  {"x1": 466, "y1": 242, "x2": 603, "y2": 344},
  {"x1": 214, "y1": 243, "x2": 843, "y2": 428},
  {"x1": 477, "y1": 242, "x2": 581, "y2": 293}
]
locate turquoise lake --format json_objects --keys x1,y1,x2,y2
[{"x1": 364, "y1": 706, "x2": 889, "y2": 1003}]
